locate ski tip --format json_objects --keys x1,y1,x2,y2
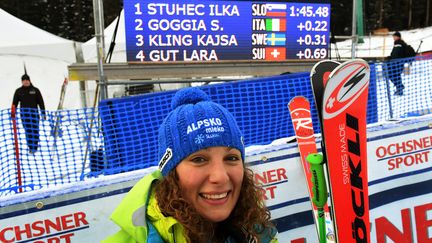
[
  {"x1": 311, "y1": 59, "x2": 341, "y2": 71},
  {"x1": 328, "y1": 59, "x2": 370, "y2": 79},
  {"x1": 289, "y1": 96, "x2": 308, "y2": 103},
  {"x1": 288, "y1": 96, "x2": 309, "y2": 109}
]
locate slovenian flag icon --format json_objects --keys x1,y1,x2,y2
[
  {"x1": 266, "y1": 18, "x2": 286, "y2": 32},
  {"x1": 266, "y1": 33, "x2": 286, "y2": 46},
  {"x1": 266, "y1": 4, "x2": 287, "y2": 17}
]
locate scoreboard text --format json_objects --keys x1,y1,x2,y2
[{"x1": 124, "y1": 0, "x2": 330, "y2": 62}]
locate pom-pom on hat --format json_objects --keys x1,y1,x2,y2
[{"x1": 158, "y1": 87, "x2": 244, "y2": 176}]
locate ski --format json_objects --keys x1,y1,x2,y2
[
  {"x1": 288, "y1": 96, "x2": 335, "y2": 243},
  {"x1": 309, "y1": 59, "x2": 340, "y2": 242},
  {"x1": 310, "y1": 60, "x2": 340, "y2": 126},
  {"x1": 50, "y1": 78, "x2": 68, "y2": 162},
  {"x1": 321, "y1": 59, "x2": 370, "y2": 242},
  {"x1": 51, "y1": 77, "x2": 68, "y2": 137}
]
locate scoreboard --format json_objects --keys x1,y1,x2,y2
[{"x1": 123, "y1": 0, "x2": 330, "y2": 62}]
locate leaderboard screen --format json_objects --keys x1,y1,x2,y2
[{"x1": 123, "y1": 0, "x2": 330, "y2": 62}]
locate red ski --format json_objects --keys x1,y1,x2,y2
[
  {"x1": 310, "y1": 60, "x2": 340, "y2": 242},
  {"x1": 288, "y1": 96, "x2": 335, "y2": 243},
  {"x1": 310, "y1": 60, "x2": 340, "y2": 125},
  {"x1": 322, "y1": 59, "x2": 370, "y2": 242}
]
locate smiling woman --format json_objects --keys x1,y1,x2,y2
[
  {"x1": 170, "y1": 146, "x2": 245, "y2": 230},
  {"x1": 103, "y1": 87, "x2": 278, "y2": 243}
]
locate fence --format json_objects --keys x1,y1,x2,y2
[{"x1": 1, "y1": 56, "x2": 431, "y2": 196}]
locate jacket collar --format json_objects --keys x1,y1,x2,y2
[
  {"x1": 110, "y1": 170, "x2": 187, "y2": 242},
  {"x1": 110, "y1": 170, "x2": 163, "y2": 242}
]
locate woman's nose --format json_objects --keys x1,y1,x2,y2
[{"x1": 208, "y1": 159, "x2": 230, "y2": 184}]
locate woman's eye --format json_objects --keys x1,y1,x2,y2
[
  {"x1": 226, "y1": 155, "x2": 241, "y2": 162},
  {"x1": 191, "y1": 156, "x2": 206, "y2": 163}
]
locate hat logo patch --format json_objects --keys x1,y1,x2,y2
[
  {"x1": 187, "y1": 118, "x2": 223, "y2": 134},
  {"x1": 158, "y1": 148, "x2": 172, "y2": 171}
]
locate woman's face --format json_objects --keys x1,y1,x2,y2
[{"x1": 176, "y1": 146, "x2": 244, "y2": 222}]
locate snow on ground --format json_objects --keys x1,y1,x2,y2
[
  {"x1": 0, "y1": 116, "x2": 93, "y2": 195},
  {"x1": 374, "y1": 59, "x2": 432, "y2": 120},
  {"x1": 0, "y1": 166, "x2": 157, "y2": 207},
  {"x1": 330, "y1": 27, "x2": 432, "y2": 59}
]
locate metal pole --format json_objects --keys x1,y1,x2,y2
[
  {"x1": 11, "y1": 105, "x2": 23, "y2": 193},
  {"x1": 383, "y1": 63, "x2": 394, "y2": 119},
  {"x1": 73, "y1": 42, "x2": 88, "y2": 108},
  {"x1": 92, "y1": 0, "x2": 107, "y2": 101},
  {"x1": 356, "y1": 0, "x2": 364, "y2": 43},
  {"x1": 351, "y1": 0, "x2": 357, "y2": 58},
  {"x1": 408, "y1": 0, "x2": 413, "y2": 28}
]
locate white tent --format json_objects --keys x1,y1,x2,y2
[
  {"x1": 0, "y1": 8, "x2": 82, "y2": 110},
  {"x1": 81, "y1": 10, "x2": 187, "y2": 100},
  {"x1": 82, "y1": 10, "x2": 126, "y2": 63}
]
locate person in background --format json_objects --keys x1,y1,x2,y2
[
  {"x1": 103, "y1": 87, "x2": 278, "y2": 243},
  {"x1": 12, "y1": 74, "x2": 45, "y2": 153},
  {"x1": 388, "y1": 31, "x2": 407, "y2": 95}
]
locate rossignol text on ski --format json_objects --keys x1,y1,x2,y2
[{"x1": 288, "y1": 96, "x2": 335, "y2": 243}]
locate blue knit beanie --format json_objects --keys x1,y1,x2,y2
[{"x1": 158, "y1": 87, "x2": 245, "y2": 176}]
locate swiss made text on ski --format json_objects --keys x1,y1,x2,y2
[
  {"x1": 288, "y1": 96, "x2": 335, "y2": 243},
  {"x1": 322, "y1": 59, "x2": 370, "y2": 242}
]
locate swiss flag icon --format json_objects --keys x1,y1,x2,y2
[{"x1": 265, "y1": 47, "x2": 286, "y2": 60}]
